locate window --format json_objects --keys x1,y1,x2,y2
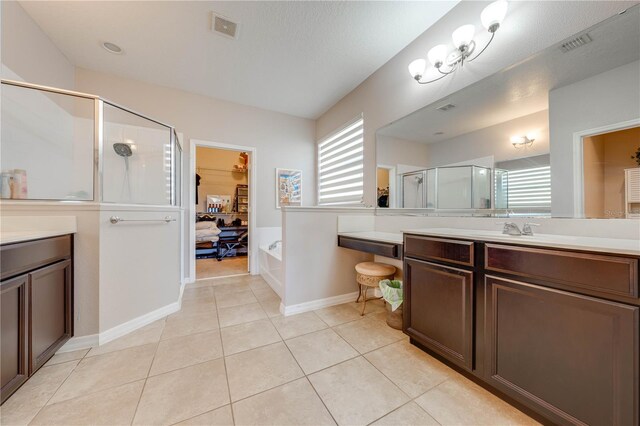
[
  {"x1": 317, "y1": 115, "x2": 364, "y2": 205},
  {"x1": 507, "y1": 165, "x2": 551, "y2": 212}
]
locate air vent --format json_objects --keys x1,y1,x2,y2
[
  {"x1": 559, "y1": 33, "x2": 592, "y2": 53},
  {"x1": 211, "y1": 12, "x2": 238, "y2": 39},
  {"x1": 436, "y1": 103, "x2": 456, "y2": 112}
]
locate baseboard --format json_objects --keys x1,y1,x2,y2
[
  {"x1": 58, "y1": 289, "x2": 183, "y2": 352},
  {"x1": 58, "y1": 333, "x2": 99, "y2": 352},
  {"x1": 281, "y1": 291, "x2": 360, "y2": 316},
  {"x1": 99, "y1": 300, "x2": 181, "y2": 346},
  {"x1": 260, "y1": 271, "x2": 283, "y2": 299}
]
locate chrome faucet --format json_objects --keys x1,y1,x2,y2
[
  {"x1": 522, "y1": 223, "x2": 540, "y2": 236},
  {"x1": 498, "y1": 222, "x2": 522, "y2": 236},
  {"x1": 268, "y1": 240, "x2": 282, "y2": 250}
]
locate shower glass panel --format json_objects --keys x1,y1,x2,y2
[
  {"x1": 1, "y1": 83, "x2": 95, "y2": 200},
  {"x1": 494, "y1": 168, "x2": 509, "y2": 209},
  {"x1": 472, "y1": 166, "x2": 491, "y2": 209},
  {"x1": 437, "y1": 167, "x2": 472, "y2": 209},
  {"x1": 102, "y1": 103, "x2": 173, "y2": 205}
]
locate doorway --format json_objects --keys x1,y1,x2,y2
[
  {"x1": 376, "y1": 165, "x2": 396, "y2": 208},
  {"x1": 190, "y1": 140, "x2": 256, "y2": 280},
  {"x1": 581, "y1": 126, "x2": 640, "y2": 218}
]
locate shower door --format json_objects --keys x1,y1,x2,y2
[{"x1": 402, "y1": 171, "x2": 427, "y2": 208}]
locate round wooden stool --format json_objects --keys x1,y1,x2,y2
[{"x1": 355, "y1": 262, "x2": 396, "y2": 316}]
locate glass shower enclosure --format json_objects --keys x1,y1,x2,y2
[
  {"x1": 0, "y1": 79, "x2": 182, "y2": 206},
  {"x1": 401, "y1": 165, "x2": 508, "y2": 210}
]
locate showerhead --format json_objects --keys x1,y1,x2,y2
[{"x1": 113, "y1": 143, "x2": 133, "y2": 157}]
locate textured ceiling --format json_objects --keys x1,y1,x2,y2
[
  {"x1": 378, "y1": 4, "x2": 640, "y2": 144},
  {"x1": 19, "y1": 1, "x2": 458, "y2": 118}
]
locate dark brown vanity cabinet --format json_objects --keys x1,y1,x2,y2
[
  {"x1": 404, "y1": 234, "x2": 639, "y2": 425},
  {"x1": 0, "y1": 235, "x2": 74, "y2": 404},
  {"x1": 485, "y1": 275, "x2": 638, "y2": 426},
  {"x1": 404, "y1": 259, "x2": 473, "y2": 371},
  {"x1": 0, "y1": 275, "x2": 29, "y2": 403}
]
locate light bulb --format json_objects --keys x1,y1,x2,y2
[
  {"x1": 510, "y1": 136, "x2": 524, "y2": 144},
  {"x1": 452, "y1": 24, "x2": 475, "y2": 50},
  {"x1": 408, "y1": 59, "x2": 426, "y2": 80},
  {"x1": 427, "y1": 45, "x2": 448, "y2": 68},
  {"x1": 526, "y1": 132, "x2": 536, "y2": 141},
  {"x1": 481, "y1": 0, "x2": 508, "y2": 32}
]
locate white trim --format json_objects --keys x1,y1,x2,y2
[
  {"x1": 281, "y1": 291, "x2": 360, "y2": 316},
  {"x1": 99, "y1": 301, "x2": 180, "y2": 346},
  {"x1": 572, "y1": 118, "x2": 640, "y2": 217},
  {"x1": 58, "y1": 297, "x2": 182, "y2": 352},
  {"x1": 189, "y1": 139, "x2": 258, "y2": 277},
  {"x1": 57, "y1": 334, "x2": 99, "y2": 352}
]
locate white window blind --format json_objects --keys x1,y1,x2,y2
[
  {"x1": 317, "y1": 116, "x2": 364, "y2": 205},
  {"x1": 507, "y1": 165, "x2": 551, "y2": 211}
]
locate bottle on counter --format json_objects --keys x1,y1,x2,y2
[
  {"x1": 1, "y1": 171, "x2": 11, "y2": 199},
  {"x1": 12, "y1": 169, "x2": 27, "y2": 199}
]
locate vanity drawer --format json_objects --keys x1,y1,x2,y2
[
  {"x1": 404, "y1": 235, "x2": 474, "y2": 267},
  {"x1": 338, "y1": 236, "x2": 400, "y2": 259},
  {"x1": 485, "y1": 243, "x2": 638, "y2": 300},
  {"x1": 1, "y1": 236, "x2": 72, "y2": 281}
]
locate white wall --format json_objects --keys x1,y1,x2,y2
[
  {"x1": 376, "y1": 134, "x2": 429, "y2": 170},
  {"x1": 316, "y1": 1, "x2": 633, "y2": 207},
  {"x1": 549, "y1": 60, "x2": 640, "y2": 217},
  {"x1": 75, "y1": 68, "x2": 316, "y2": 228},
  {"x1": 0, "y1": 0, "x2": 74, "y2": 88},
  {"x1": 98, "y1": 207, "x2": 181, "y2": 333},
  {"x1": 282, "y1": 208, "x2": 372, "y2": 309},
  {"x1": 424, "y1": 110, "x2": 549, "y2": 168}
]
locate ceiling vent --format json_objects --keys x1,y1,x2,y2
[
  {"x1": 436, "y1": 103, "x2": 456, "y2": 112},
  {"x1": 559, "y1": 33, "x2": 592, "y2": 53},
  {"x1": 211, "y1": 12, "x2": 238, "y2": 39}
]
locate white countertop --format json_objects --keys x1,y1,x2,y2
[
  {"x1": 403, "y1": 227, "x2": 640, "y2": 256},
  {"x1": 338, "y1": 231, "x2": 403, "y2": 245},
  {"x1": 0, "y1": 230, "x2": 75, "y2": 245},
  {"x1": 1, "y1": 216, "x2": 77, "y2": 245}
]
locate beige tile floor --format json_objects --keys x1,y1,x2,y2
[
  {"x1": 196, "y1": 257, "x2": 248, "y2": 279},
  {"x1": 1, "y1": 275, "x2": 539, "y2": 426}
]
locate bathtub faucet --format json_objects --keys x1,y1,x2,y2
[{"x1": 268, "y1": 240, "x2": 282, "y2": 250}]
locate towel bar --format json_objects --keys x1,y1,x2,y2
[{"x1": 109, "y1": 216, "x2": 175, "y2": 224}]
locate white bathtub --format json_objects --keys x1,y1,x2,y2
[{"x1": 259, "y1": 244, "x2": 283, "y2": 298}]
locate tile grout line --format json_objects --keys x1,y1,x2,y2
[
  {"x1": 214, "y1": 294, "x2": 237, "y2": 426},
  {"x1": 271, "y1": 318, "x2": 342, "y2": 426},
  {"x1": 23, "y1": 345, "x2": 94, "y2": 423},
  {"x1": 129, "y1": 333, "x2": 164, "y2": 425}
]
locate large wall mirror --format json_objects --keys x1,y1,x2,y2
[{"x1": 376, "y1": 5, "x2": 640, "y2": 218}]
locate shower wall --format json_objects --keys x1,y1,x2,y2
[
  {"x1": 1, "y1": 80, "x2": 183, "y2": 344},
  {"x1": 102, "y1": 103, "x2": 173, "y2": 205},
  {"x1": 1, "y1": 83, "x2": 94, "y2": 200}
]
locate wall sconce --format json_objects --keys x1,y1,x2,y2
[
  {"x1": 408, "y1": 0, "x2": 508, "y2": 84},
  {"x1": 511, "y1": 134, "x2": 535, "y2": 149}
]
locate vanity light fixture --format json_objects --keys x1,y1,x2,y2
[
  {"x1": 511, "y1": 134, "x2": 535, "y2": 149},
  {"x1": 408, "y1": 0, "x2": 508, "y2": 84}
]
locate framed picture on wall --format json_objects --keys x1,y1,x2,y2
[{"x1": 276, "y1": 168, "x2": 302, "y2": 208}]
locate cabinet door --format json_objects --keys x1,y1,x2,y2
[
  {"x1": 404, "y1": 259, "x2": 473, "y2": 371},
  {"x1": 29, "y1": 260, "x2": 73, "y2": 373},
  {"x1": 485, "y1": 275, "x2": 639, "y2": 426},
  {"x1": 1, "y1": 275, "x2": 29, "y2": 404}
]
